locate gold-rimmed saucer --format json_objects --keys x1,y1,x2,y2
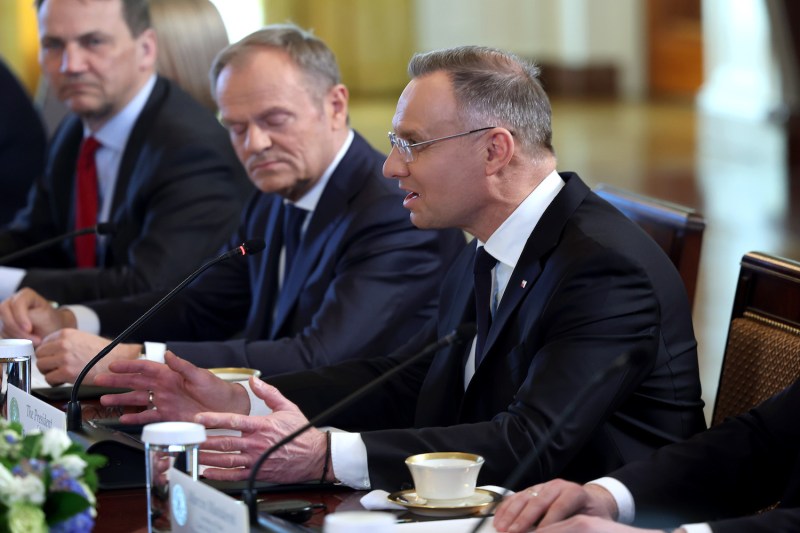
[{"x1": 387, "y1": 487, "x2": 500, "y2": 517}]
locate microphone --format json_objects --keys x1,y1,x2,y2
[
  {"x1": 468, "y1": 352, "x2": 632, "y2": 533},
  {"x1": 66, "y1": 239, "x2": 265, "y2": 488},
  {"x1": 245, "y1": 323, "x2": 476, "y2": 527},
  {"x1": 0, "y1": 223, "x2": 116, "y2": 265}
]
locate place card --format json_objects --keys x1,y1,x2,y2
[
  {"x1": 7, "y1": 384, "x2": 66, "y2": 433},
  {"x1": 169, "y1": 467, "x2": 248, "y2": 533}
]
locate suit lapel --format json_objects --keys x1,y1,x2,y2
[
  {"x1": 478, "y1": 172, "x2": 590, "y2": 365},
  {"x1": 270, "y1": 135, "x2": 371, "y2": 337}
]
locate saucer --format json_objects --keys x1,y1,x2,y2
[{"x1": 387, "y1": 488, "x2": 500, "y2": 517}]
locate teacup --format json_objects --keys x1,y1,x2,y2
[
  {"x1": 405, "y1": 452, "x2": 484, "y2": 502},
  {"x1": 208, "y1": 367, "x2": 262, "y2": 382}
]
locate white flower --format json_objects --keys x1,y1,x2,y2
[
  {"x1": 0, "y1": 464, "x2": 16, "y2": 500},
  {"x1": 0, "y1": 466, "x2": 45, "y2": 506},
  {"x1": 52, "y1": 454, "x2": 87, "y2": 478},
  {"x1": 40, "y1": 429, "x2": 71, "y2": 459}
]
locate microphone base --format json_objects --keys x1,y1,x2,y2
[{"x1": 68, "y1": 422, "x2": 146, "y2": 490}]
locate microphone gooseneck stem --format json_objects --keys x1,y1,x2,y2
[
  {"x1": 468, "y1": 352, "x2": 631, "y2": 533},
  {"x1": 245, "y1": 324, "x2": 476, "y2": 524},
  {"x1": 0, "y1": 227, "x2": 95, "y2": 265},
  {"x1": 67, "y1": 241, "x2": 264, "y2": 432}
]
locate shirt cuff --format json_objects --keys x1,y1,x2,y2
[
  {"x1": 330, "y1": 431, "x2": 370, "y2": 489},
  {"x1": 139, "y1": 341, "x2": 166, "y2": 363},
  {"x1": 588, "y1": 477, "x2": 635, "y2": 525},
  {"x1": 0, "y1": 266, "x2": 25, "y2": 300},
  {"x1": 63, "y1": 304, "x2": 101, "y2": 334}
]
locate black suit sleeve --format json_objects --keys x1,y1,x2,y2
[{"x1": 611, "y1": 382, "x2": 800, "y2": 530}]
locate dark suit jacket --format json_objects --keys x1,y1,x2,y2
[
  {"x1": 88, "y1": 132, "x2": 466, "y2": 376},
  {"x1": 0, "y1": 76, "x2": 252, "y2": 303},
  {"x1": 269, "y1": 172, "x2": 706, "y2": 490},
  {"x1": 0, "y1": 60, "x2": 46, "y2": 226},
  {"x1": 613, "y1": 379, "x2": 800, "y2": 532}
]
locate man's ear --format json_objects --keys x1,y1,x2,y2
[
  {"x1": 484, "y1": 128, "x2": 514, "y2": 175},
  {"x1": 326, "y1": 84, "x2": 349, "y2": 129},
  {"x1": 137, "y1": 28, "x2": 158, "y2": 72}
]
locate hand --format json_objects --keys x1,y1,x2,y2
[
  {"x1": 96, "y1": 351, "x2": 250, "y2": 425},
  {"x1": 196, "y1": 379, "x2": 328, "y2": 485},
  {"x1": 492, "y1": 480, "x2": 618, "y2": 533},
  {"x1": 0, "y1": 288, "x2": 76, "y2": 345},
  {"x1": 35, "y1": 329, "x2": 140, "y2": 386}
]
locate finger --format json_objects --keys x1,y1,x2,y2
[
  {"x1": 200, "y1": 466, "x2": 249, "y2": 482},
  {"x1": 164, "y1": 351, "x2": 203, "y2": 378},
  {"x1": 100, "y1": 389, "x2": 150, "y2": 407},
  {"x1": 194, "y1": 411, "x2": 263, "y2": 433},
  {"x1": 199, "y1": 450, "x2": 249, "y2": 469},
  {"x1": 95, "y1": 372, "x2": 157, "y2": 391},
  {"x1": 104, "y1": 358, "x2": 163, "y2": 375},
  {"x1": 250, "y1": 378, "x2": 300, "y2": 413},
  {"x1": 493, "y1": 493, "x2": 531, "y2": 531},
  {"x1": 494, "y1": 489, "x2": 550, "y2": 532},
  {"x1": 118, "y1": 409, "x2": 164, "y2": 425}
]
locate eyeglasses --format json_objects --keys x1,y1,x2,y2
[{"x1": 387, "y1": 126, "x2": 496, "y2": 163}]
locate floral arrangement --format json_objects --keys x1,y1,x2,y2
[{"x1": 0, "y1": 419, "x2": 106, "y2": 533}]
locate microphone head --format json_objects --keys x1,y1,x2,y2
[
  {"x1": 241, "y1": 239, "x2": 266, "y2": 256},
  {"x1": 95, "y1": 222, "x2": 116, "y2": 235}
]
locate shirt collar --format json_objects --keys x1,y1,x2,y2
[
  {"x1": 83, "y1": 74, "x2": 157, "y2": 153},
  {"x1": 480, "y1": 169, "x2": 565, "y2": 268},
  {"x1": 289, "y1": 129, "x2": 355, "y2": 213}
]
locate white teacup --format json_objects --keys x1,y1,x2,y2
[{"x1": 405, "y1": 452, "x2": 484, "y2": 502}]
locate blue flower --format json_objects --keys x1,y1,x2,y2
[{"x1": 50, "y1": 509, "x2": 94, "y2": 533}]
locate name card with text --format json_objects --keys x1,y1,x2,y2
[
  {"x1": 7, "y1": 384, "x2": 67, "y2": 433},
  {"x1": 169, "y1": 467, "x2": 248, "y2": 533}
]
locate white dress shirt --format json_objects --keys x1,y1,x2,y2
[{"x1": 0, "y1": 75, "x2": 158, "y2": 300}]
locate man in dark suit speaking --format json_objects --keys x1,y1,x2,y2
[
  {"x1": 0, "y1": 0, "x2": 251, "y2": 304},
  {"x1": 493, "y1": 379, "x2": 800, "y2": 533},
  {"x1": 0, "y1": 25, "x2": 465, "y2": 385},
  {"x1": 95, "y1": 45, "x2": 706, "y2": 490}
]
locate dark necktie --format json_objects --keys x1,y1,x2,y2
[
  {"x1": 74, "y1": 136, "x2": 101, "y2": 268},
  {"x1": 283, "y1": 204, "x2": 307, "y2": 276},
  {"x1": 474, "y1": 246, "x2": 497, "y2": 364}
]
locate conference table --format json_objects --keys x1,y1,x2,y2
[{"x1": 94, "y1": 483, "x2": 362, "y2": 532}]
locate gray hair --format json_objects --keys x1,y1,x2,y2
[
  {"x1": 408, "y1": 46, "x2": 553, "y2": 157},
  {"x1": 210, "y1": 23, "x2": 341, "y2": 103}
]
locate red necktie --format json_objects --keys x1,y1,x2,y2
[{"x1": 74, "y1": 136, "x2": 101, "y2": 268}]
